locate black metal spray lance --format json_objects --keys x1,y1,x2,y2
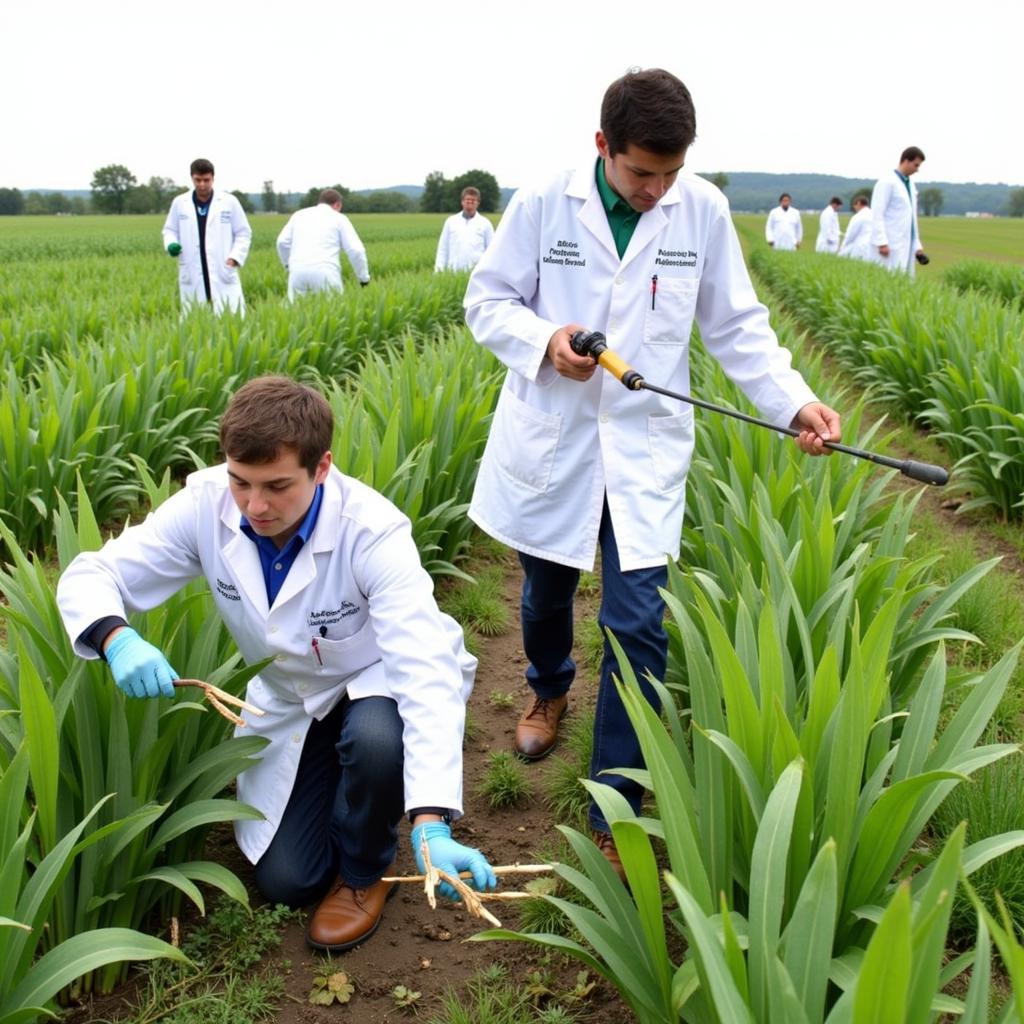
[{"x1": 569, "y1": 330, "x2": 949, "y2": 486}]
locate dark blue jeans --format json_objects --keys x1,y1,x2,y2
[
  {"x1": 519, "y1": 502, "x2": 668, "y2": 832},
  {"x1": 253, "y1": 695, "x2": 404, "y2": 907}
]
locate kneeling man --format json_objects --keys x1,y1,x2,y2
[{"x1": 57, "y1": 376, "x2": 494, "y2": 952}]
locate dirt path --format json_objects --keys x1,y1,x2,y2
[{"x1": 230, "y1": 555, "x2": 631, "y2": 1023}]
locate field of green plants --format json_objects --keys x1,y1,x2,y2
[{"x1": 1, "y1": 210, "x2": 1024, "y2": 1022}]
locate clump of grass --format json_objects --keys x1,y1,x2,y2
[
  {"x1": 931, "y1": 752, "x2": 1024, "y2": 944},
  {"x1": 576, "y1": 570, "x2": 601, "y2": 598},
  {"x1": 542, "y1": 709, "x2": 594, "y2": 828},
  {"x1": 477, "y1": 752, "x2": 533, "y2": 808},
  {"x1": 113, "y1": 898, "x2": 299, "y2": 1024},
  {"x1": 463, "y1": 708, "x2": 480, "y2": 745},
  {"x1": 488, "y1": 689, "x2": 517, "y2": 710},
  {"x1": 441, "y1": 566, "x2": 510, "y2": 637},
  {"x1": 575, "y1": 618, "x2": 605, "y2": 675},
  {"x1": 425, "y1": 962, "x2": 586, "y2": 1024}
]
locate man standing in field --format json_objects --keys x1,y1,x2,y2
[
  {"x1": 435, "y1": 186, "x2": 495, "y2": 272},
  {"x1": 276, "y1": 189, "x2": 371, "y2": 301},
  {"x1": 815, "y1": 197, "x2": 843, "y2": 253},
  {"x1": 839, "y1": 196, "x2": 873, "y2": 261},
  {"x1": 765, "y1": 192, "x2": 802, "y2": 250},
  {"x1": 463, "y1": 67, "x2": 840, "y2": 877},
  {"x1": 162, "y1": 158, "x2": 252, "y2": 314},
  {"x1": 56, "y1": 376, "x2": 495, "y2": 954},
  {"x1": 870, "y1": 146, "x2": 926, "y2": 275}
]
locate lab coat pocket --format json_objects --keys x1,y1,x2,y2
[
  {"x1": 217, "y1": 262, "x2": 240, "y2": 285},
  {"x1": 493, "y1": 388, "x2": 562, "y2": 494},
  {"x1": 643, "y1": 277, "x2": 699, "y2": 346},
  {"x1": 647, "y1": 409, "x2": 694, "y2": 494},
  {"x1": 311, "y1": 620, "x2": 380, "y2": 682}
]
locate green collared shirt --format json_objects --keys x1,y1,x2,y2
[{"x1": 596, "y1": 158, "x2": 640, "y2": 259}]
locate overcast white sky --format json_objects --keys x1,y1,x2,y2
[{"x1": 4, "y1": 0, "x2": 1022, "y2": 194}]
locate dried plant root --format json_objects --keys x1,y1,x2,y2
[{"x1": 173, "y1": 678, "x2": 265, "y2": 726}]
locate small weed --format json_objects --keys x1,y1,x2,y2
[
  {"x1": 441, "y1": 566, "x2": 510, "y2": 637},
  {"x1": 542, "y1": 710, "x2": 594, "y2": 827},
  {"x1": 563, "y1": 969, "x2": 597, "y2": 1002},
  {"x1": 392, "y1": 984, "x2": 423, "y2": 1011},
  {"x1": 488, "y1": 689, "x2": 517, "y2": 710},
  {"x1": 477, "y1": 752, "x2": 533, "y2": 808},
  {"x1": 576, "y1": 617, "x2": 605, "y2": 675},
  {"x1": 523, "y1": 969, "x2": 556, "y2": 1004},
  {"x1": 114, "y1": 899, "x2": 299, "y2": 1024},
  {"x1": 576, "y1": 570, "x2": 601, "y2": 598},
  {"x1": 463, "y1": 708, "x2": 480, "y2": 745},
  {"x1": 931, "y1": 752, "x2": 1024, "y2": 943},
  {"x1": 308, "y1": 962, "x2": 355, "y2": 1006}
]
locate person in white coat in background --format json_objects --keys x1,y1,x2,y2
[
  {"x1": 161, "y1": 158, "x2": 252, "y2": 314},
  {"x1": 56, "y1": 376, "x2": 495, "y2": 954},
  {"x1": 464, "y1": 67, "x2": 841, "y2": 878},
  {"x1": 839, "y1": 196, "x2": 873, "y2": 260},
  {"x1": 870, "y1": 146, "x2": 926, "y2": 275},
  {"x1": 765, "y1": 192, "x2": 803, "y2": 250},
  {"x1": 815, "y1": 197, "x2": 843, "y2": 253},
  {"x1": 434, "y1": 186, "x2": 495, "y2": 271},
  {"x1": 276, "y1": 189, "x2": 371, "y2": 300}
]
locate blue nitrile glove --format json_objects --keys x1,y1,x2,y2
[
  {"x1": 104, "y1": 627, "x2": 178, "y2": 699},
  {"x1": 411, "y1": 822, "x2": 497, "y2": 901},
  {"x1": 166, "y1": 242, "x2": 182, "y2": 257}
]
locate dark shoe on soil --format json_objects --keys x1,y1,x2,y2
[
  {"x1": 592, "y1": 830, "x2": 626, "y2": 883},
  {"x1": 514, "y1": 694, "x2": 568, "y2": 760},
  {"x1": 306, "y1": 878, "x2": 398, "y2": 953}
]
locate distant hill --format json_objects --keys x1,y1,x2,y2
[
  {"x1": 21, "y1": 176, "x2": 1021, "y2": 216},
  {"x1": 698, "y1": 172, "x2": 1022, "y2": 216}
]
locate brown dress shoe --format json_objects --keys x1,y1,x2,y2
[
  {"x1": 306, "y1": 878, "x2": 398, "y2": 953},
  {"x1": 593, "y1": 830, "x2": 627, "y2": 883},
  {"x1": 514, "y1": 694, "x2": 568, "y2": 760}
]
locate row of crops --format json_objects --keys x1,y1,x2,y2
[
  {"x1": 748, "y1": 248, "x2": 1024, "y2": 519},
  {"x1": 1, "y1": 213, "x2": 1023, "y2": 1020}
]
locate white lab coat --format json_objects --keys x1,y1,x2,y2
[
  {"x1": 435, "y1": 211, "x2": 495, "y2": 271},
  {"x1": 161, "y1": 190, "x2": 252, "y2": 313},
  {"x1": 839, "y1": 207, "x2": 873, "y2": 261},
  {"x1": 869, "y1": 171, "x2": 922, "y2": 275},
  {"x1": 57, "y1": 465, "x2": 475, "y2": 864},
  {"x1": 765, "y1": 205, "x2": 803, "y2": 250},
  {"x1": 464, "y1": 163, "x2": 817, "y2": 573},
  {"x1": 815, "y1": 206, "x2": 840, "y2": 253},
  {"x1": 276, "y1": 204, "x2": 370, "y2": 300}
]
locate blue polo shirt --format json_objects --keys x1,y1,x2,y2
[{"x1": 240, "y1": 484, "x2": 324, "y2": 606}]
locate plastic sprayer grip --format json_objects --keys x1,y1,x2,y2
[
  {"x1": 597, "y1": 349, "x2": 634, "y2": 383},
  {"x1": 901, "y1": 460, "x2": 950, "y2": 486}
]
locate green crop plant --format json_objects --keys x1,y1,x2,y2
[
  {"x1": 749, "y1": 248, "x2": 1024, "y2": 519},
  {"x1": 0, "y1": 477, "x2": 265, "y2": 999},
  {"x1": 327, "y1": 328, "x2": 503, "y2": 576},
  {"x1": 944, "y1": 259, "x2": 1024, "y2": 310}
]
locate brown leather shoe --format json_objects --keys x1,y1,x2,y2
[
  {"x1": 593, "y1": 830, "x2": 626, "y2": 883},
  {"x1": 306, "y1": 878, "x2": 398, "y2": 953},
  {"x1": 514, "y1": 694, "x2": 568, "y2": 760}
]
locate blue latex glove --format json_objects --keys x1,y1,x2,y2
[
  {"x1": 411, "y1": 822, "x2": 496, "y2": 901},
  {"x1": 167, "y1": 242, "x2": 182, "y2": 257},
  {"x1": 104, "y1": 627, "x2": 178, "y2": 699}
]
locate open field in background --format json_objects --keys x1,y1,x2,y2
[
  {"x1": 733, "y1": 212, "x2": 1024, "y2": 272},
  {"x1": 2, "y1": 211, "x2": 1024, "y2": 1020}
]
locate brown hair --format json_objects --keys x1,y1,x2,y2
[
  {"x1": 219, "y1": 376, "x2": 333, "y2": 475},
  {"x1": 600, "y1": 68, "x2": 696, "y2": 157},
  {"x1": 319, "y1": 188, "x2": 343, "y2": 206},
  {"x1": 190, "y1": 158, "x2": 215, "y2": 176},
  {"x1": 460, "y1": 186, "x2": 481, "y2": 200}
]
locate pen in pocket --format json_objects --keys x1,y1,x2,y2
[
  {"x1": 651, "y1": 273, "x2": 658, "y2": 310},
  {"x1": 312, "y1": 636, "x2": 323, "y2": 666}
]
